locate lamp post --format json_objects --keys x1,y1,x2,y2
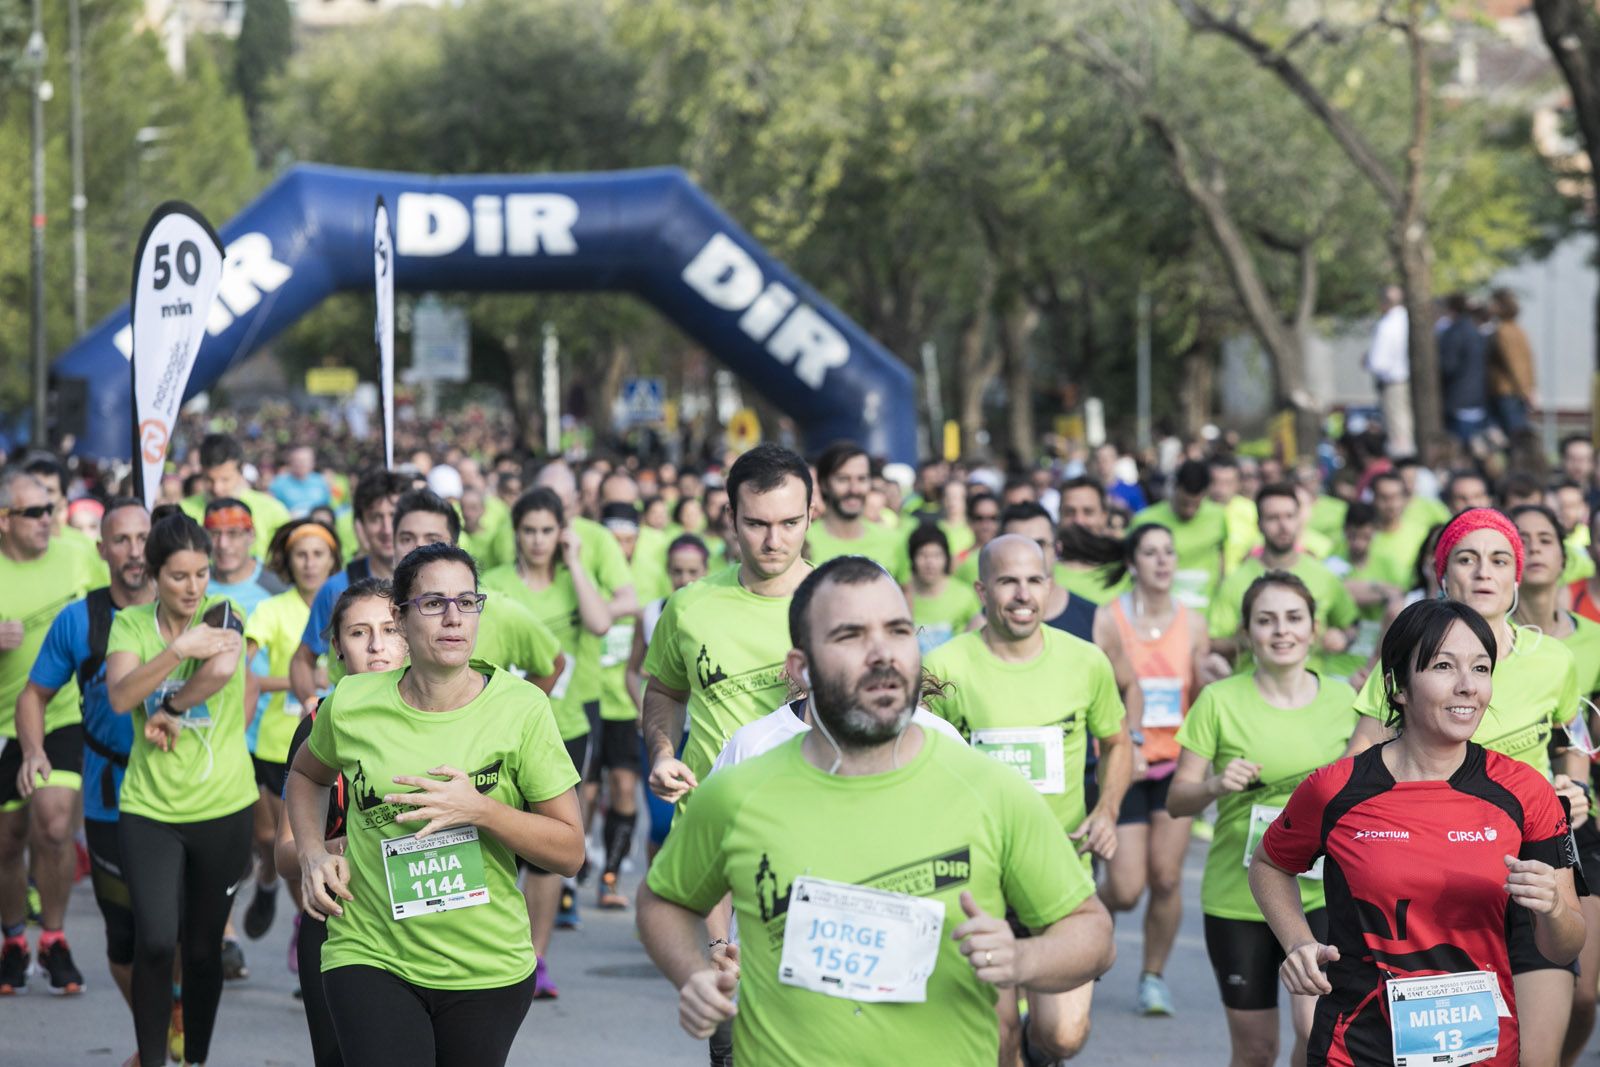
[{"x1": 28, "y1": 0, "x2": 49, "y2": 446}]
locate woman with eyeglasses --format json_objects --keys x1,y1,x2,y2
[
  {"x1": 287, "y1": 542, "x2": 583, "y2": 1067},
  {"x1": 1346, "y1": 507, "x2": 1587, "y2": 1067},
  {"x1": 104, "y1": 513, "x2": 254, "y2": 1067},
  {"x1": 481, "y1": 486, "x2": 610, "y2": 997},
  {"x1": 1508, "y1": 503, "x2": 1600, "y2": 1067}
]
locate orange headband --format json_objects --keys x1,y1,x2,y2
[
  {"x1": 203, "y1": 506, "x2": 253, "y2": 531},
  {"x1": 286, "y1": 523, "x2": 339, "y2": 553}
]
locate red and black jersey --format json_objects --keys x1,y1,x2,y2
[{"x1": 1262, "y1": 742, "x2": 1573, "y2": 1067}]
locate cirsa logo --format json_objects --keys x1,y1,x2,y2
[{"x1": 139, "y1": 419, "x2": 169, "y2": 464}]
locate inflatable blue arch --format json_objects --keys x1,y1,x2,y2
[{"x1": 52, "y1": 163, "x2": 918, "y2": 463}]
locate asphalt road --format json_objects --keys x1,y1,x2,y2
[{"x1": 6, "y1": 838, "x2": 1597, "y2": 1065}]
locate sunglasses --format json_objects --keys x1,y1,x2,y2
[{"x1": 5, "y1": 504, "x2": 54, "y2": 520}]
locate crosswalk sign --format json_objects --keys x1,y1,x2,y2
[{"x1": 621, "y1": 377, "x2": 665, "y2": 427}]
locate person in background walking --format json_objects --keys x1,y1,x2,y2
[
  {"x1": 1487, "y1": 288, "x2": 1535, "y2": 442},
  {"x1": 1365, "y1": 285, "x2": 1413, "y2": 458}
]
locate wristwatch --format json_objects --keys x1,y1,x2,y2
[{"x1": 158, "y1": 694, "x2": 183, "y2": 717}]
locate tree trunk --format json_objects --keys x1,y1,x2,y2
[
  {"x1": 1181, "y1": 345, "x2": 1217, "y2": 439},
  {"x1": 1530, "y1": 0, "x2": 1600, "y2": 380},
  {"x1": 594, "y1": 340, "x2": 630, "y2": 442},
  {"x1": 1397, "y1": 0, "x2": 1442, "y2": 453},
  {"x1": 505, "y1": 335, "x2": 540, "y2": 450},
  {"x1": 957, "y1": 265, "x2": 1000, "y2": 459},
  {"x1": 1167, "y1": 0, "x2": 1443, "y2": 447},
  {"x1": 1141, "y1": 112, "x2": 1320, "y2": 456},
  {"x1": 1001, "y1": 297, "x2": 1042, "y2": 465}
]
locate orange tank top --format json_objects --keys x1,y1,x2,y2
[
  {"x1": 1571, "y1": 579, "x2": 1600, "y2": 626},
  {"x1": 1110, "y1": 595, "x2": 1194, "y2": 774}
]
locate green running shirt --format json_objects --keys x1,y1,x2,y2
[
  {"x1": 642, "y1": 564, "x2": 799, "y2": 785},
  {"x1": 647, "y1": 731, "x2": 1094, "y2": 1067},
  {"x1": 1174, "y1": 672, "x2": 1357, "y2": 920},
  {"x1": 107, "y1": 595, "x2": 257, "y2": 823},
  {"x1": 923, "y1": 628, "x2": 1126, "y2": 838},
  {"x1": 306, "y1": 664, "x2": 579, "y2": 989}
]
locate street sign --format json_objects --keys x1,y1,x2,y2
[
  {"x1": 620, "y1": 377, "x2": 665, "y2": 427},
  {"x1": 410, "y1": 294, "x2": 470, "y2": 383},
  {"x1": 306, "y1": 366, "x2": 359, "y2": 396}
]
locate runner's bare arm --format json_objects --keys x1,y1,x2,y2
[
  {"x1": 1249, "y1": 853, "x2": 1333, "y2": 996},
  {"x1": 105, "y1": 646, "x2": 185, "y2": 712},
  {"x1": 1000, "y1": 893, "x2": 1114, "y2": 992},
  {"x1": 638, "y1": 882, "x2": 737, "y2": 1038},
  {"x1": 644, "y1": 675, "x2": 697, "y2": 799},
  {"x1": 626, "y1": 623, "x2": 649, "y2": 710},
  {"x1": 286, "y1": 745, "x2": 350, "y2": 920},
  {"x1": 14, "y1": 681, "x2": 57, "y2": 797},
  {"x1": 289, "y1": 641, "x2": 320, "y2": 706},
  {"x1": 1343, "y1": 715, "x2": 1390, "y2": 758},
  {"x1": 530, "y1": 651, "x2": 565, "y2": 695}
]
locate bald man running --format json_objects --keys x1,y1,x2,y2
[{"x1": 925, "y1": 535, "x2": 1132, "y2": 1065}]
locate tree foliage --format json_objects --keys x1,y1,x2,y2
[{"x1": 0, "y1": 0, "x2": 258, "y2": 412}]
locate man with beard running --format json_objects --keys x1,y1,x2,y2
[
  {"x1": 925, "y1": 534, "x2": 1133, "y2": 1064},
  {"x1": 805, "y1": 441, "x2": 907, "y2": 581},
  {"x1": 639, "y1": 556, "x2": 1113, "y2": 1066}
]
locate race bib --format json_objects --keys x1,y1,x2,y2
[
  {"x1": 146, "y1": 678, "x2": 210, "y2": 727},
  {"x1": 600, "y1": 620, "x2": 635, "y2": 669},
  {"x1": 1386, "y1": 971, "x2": 1507, "y2": 1066},
  {"x1": 1244, "y1": 804, "x2": 1323, "y2": 880},
  {"x1": 381, "y1": 825, "x2": 490, "y2": 920},
  {"x1": 1172, "y1": 569, "x2": 1211, "y2": 610},
  {"x1": 549, "y1": 655, "x2": 577, "y2": 701},
  {"x1": 1139, "y1": 678, "x2": 1184, "y2": 729},
  {"x1": 778, "y1": 876, "x2": 944, "y2": 1003},
  {"x1": 971, "y1": 726, "x2": 1066, "y2": 794}
]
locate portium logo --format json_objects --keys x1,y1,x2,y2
[{"x1": 1352, "y1": 829, "x2": 1410, "y2": 841}]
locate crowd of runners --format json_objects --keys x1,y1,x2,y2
[{"x1": 4, "y1": 414, "x2": 1600, "y2": 1066}]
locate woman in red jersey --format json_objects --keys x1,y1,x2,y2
[{"x1": 1251, "y1": 599, "x2": 1583, "y2": 1067}]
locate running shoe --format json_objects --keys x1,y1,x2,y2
[
  {"x1": 0, "y1": 938, "x2": 29, "y2": 994},
  {"x1": 168, "y1": 1000, "x2": 184, "y2": 1063},
  {"x1": 598, "y1": 872, "x2": 628, "y2": 911},
  {"x1": 25, "y1": 884, "x2": 41, "y2": 926},
  {"x1": 1137, "y1": 972, "x2": 1174, "y2": 1017},
  {"x1": 221, "y1": 938, "x2": 249, "y2": 980},
  {"x1": 243, "y1": 882, "x2": 278, "y2": 940},
  {"x1": 38, "y1": 938, "x2": 85, "y2": 995},
  {"x1": 532, "y1": 957, "x2": 558, "y2": 1000},
  {"x1": 556, "y1": 884, "x2": 581, "y2": 930}
]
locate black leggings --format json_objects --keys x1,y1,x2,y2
[
  {"x1": 120, "y1": 808, "x2": 253, "y2": 1067},
  {"x1": 84, "y1": 818, "x2": 135, "y2": 967},
  {"x1": 323, "y1": 965, "x2": 535, "y2": 1067},
  {"x1": 297, "y1": 914, "x2": 342, "y2": 1067}
]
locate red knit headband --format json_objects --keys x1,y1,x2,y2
[{"x1": 1433, "y1": 507, "x2": 1523, "y2": 583}]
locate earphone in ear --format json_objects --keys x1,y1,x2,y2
[{"x1": 800, "y1": 666, "x2": 811, "y2": 689}]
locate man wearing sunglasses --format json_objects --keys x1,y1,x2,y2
[{"x1": 0, "y1": 467, "x2": 99, "y2": 994}]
